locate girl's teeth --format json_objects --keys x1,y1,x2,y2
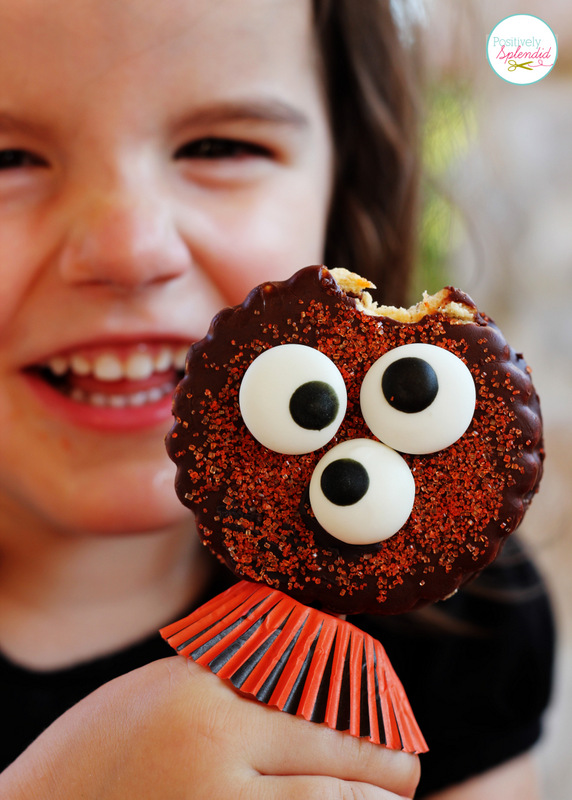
[
  {"x1": 129, "y1": 391, "x2": 148, "y2": 407},
  {"x1": 45, "y1": 344, "x2": 190, "y2": 380},
  {"x1": 70, "y1": 354, "x2": 91, "y2": 376},
  {"x1": 48, "y1": 356, "x2": 69, "y2": 376},
  {"x1": 93, "y1": 354, "x2": 124, "y2": 382},
  {"x1": 147, "y1": 387, "x2": 164, "y2": 403},
  {"x1": 70, "y1": 388, "x2": 86, "y2": 403},
  {"x1": 109, "y1": 394, "x2": 128, "y2": 408},
  {"x1": 174, "y1": 347, "x2": 188, "y2": 371},
  {"x1": 90, "y1": 393, "x2": 107, "y2": 407},
  {"x1": 125, "y1": 352, "x2": 155, "y2": 381},
  {"x1": 155, "y1": 347, "x2": 172, "y2": 373},
  {"x1": 66, "y1": 383, "x2": 174, "y2": 408}
]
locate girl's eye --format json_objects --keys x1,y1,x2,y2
[
  {"x1": 0, "y1": 149, "x2": 46, "y2": 170},
  {"x1": 239, "y1": 344, "x2": 347, "y2": 455},
  {"x1": 360, "y1": 343, "x2": 476, "y2": 455},
  {"x1": 174, "y1": 137, "x2": 270, "y2": 160}
]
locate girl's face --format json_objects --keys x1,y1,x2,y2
[{"x1": 0, "y1": 0, "x2": 332, "y2": 537}]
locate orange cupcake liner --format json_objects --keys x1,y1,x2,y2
[{"x1": 160, "y1": 580, "x2": 428, "y2": 754}]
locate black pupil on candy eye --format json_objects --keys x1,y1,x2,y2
[
  {"x1": 381, "y1": 357, "x2": 438, "y2": 413},
  {"x1": 320, "y1": 459, "x2": 369, "y2": 506},
  {"x1": 289, "y1": 381, "x2": 338, "y2": 430}
]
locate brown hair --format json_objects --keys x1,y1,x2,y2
[{"x1": 313, "y1": 0, "x2": 421, "y2": 305}]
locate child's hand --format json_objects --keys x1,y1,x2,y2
[{"x1": 1, "y1": 656, "x2": 420, "y2": 799}]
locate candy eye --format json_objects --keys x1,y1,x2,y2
[
  {"x1": 360, "y1": 343, "x2": 476, "y2": 454},
  {"x1": 309, "y1": 438, "x2": 415, "y2": 545},
  {"x1": 239, "y1": 344, "x2": 347, "y2": 454}
]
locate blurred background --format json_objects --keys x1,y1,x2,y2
[{"x1": 415, "y1": 1, "x2": 571, "y2": 796}]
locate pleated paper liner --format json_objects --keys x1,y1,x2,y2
[{"x1": 160, "y1": 580, "x2": 428, "y2": 754}]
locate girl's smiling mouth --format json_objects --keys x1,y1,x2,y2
[{"x1": 23, "y1": 341, "x2": 190, "y2": 432}]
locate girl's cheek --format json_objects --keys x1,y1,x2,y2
[
  {"x1": 0, "y1": 268, "x2": 29, "y2": 334},
  {"x1": 201, "y1": 195, "x2": 328, "y2": 303},
  {"x1": 0, "y1": 215, "x2": 51, "y2": 332}
]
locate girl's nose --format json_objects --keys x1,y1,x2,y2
[{"x1": 57, "y1": 190, "x2": 191, "y2": 291}]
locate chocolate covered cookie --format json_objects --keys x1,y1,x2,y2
[{"x1": 166, "y1": 266, "x2": 543, "y2": 616}]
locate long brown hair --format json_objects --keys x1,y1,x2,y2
[{"x1": 313, "y1": 0, "x2": 421, "y2": 305}]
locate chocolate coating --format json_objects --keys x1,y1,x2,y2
[{"x1": 167, "y1": 266, "x2": 544, "y2": 615}]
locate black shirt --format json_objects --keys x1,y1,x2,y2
[
  {"x1": 0, "y1": 538, "x2": 555, "y2": 797},
  {"x1": 356, "y1": 537, "x2": 555, "y2": 795}
]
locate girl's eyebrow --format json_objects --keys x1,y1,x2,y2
[
  {"x1": 175, "y1": 98, "x2": 310, "y2": 130},
  {"x1": 0, "y1": 101, "x2": 310, "y2": 137}
]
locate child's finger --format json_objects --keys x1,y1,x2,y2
[
  {"x1": 249, "y1": 707, "x2": 420, "y2": 797},
  {"x1": 252, "y1": 774, "x2": 415, "y2": 800}
]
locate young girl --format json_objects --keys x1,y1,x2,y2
[{"x1": 0, "y1": 0, "x2": 553, "y2": 797}]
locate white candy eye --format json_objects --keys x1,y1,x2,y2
[
  {"x1": 309, "y1": 438, "x2": 415, "y2": 545},
  {"x1": 239, "y1": 344, "x2": 347, "y2": 454},
  {"x1": 360, "y1": 343, "x2": 476, "y2": 454}
]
